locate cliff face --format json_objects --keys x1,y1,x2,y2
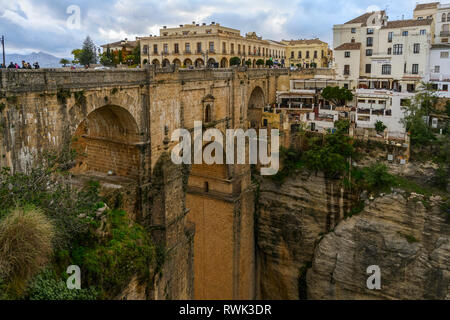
[
  {"x1": 307, "y1": 193, "x2": 450, "y2": 300},
  {"x1": 257, "y1": 173, "x2": 450, "y2": 300},
  {"x1": 256, "y1": 172, "x2": 353, "y2": 299}
]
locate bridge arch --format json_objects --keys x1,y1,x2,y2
[
  {"x1": 71, "y1": 104, "x2": 141, "y2": 179},
  {"x1": 247, "y1": 86, "x2": 265, "y2": 129}
]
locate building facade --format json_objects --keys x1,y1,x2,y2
[
  {"x1": 281, "y1": 39, "x2": 332, "y2": 68},
  {"x1": 137, "y1": 22, "x2": 287, "y2": 68}
]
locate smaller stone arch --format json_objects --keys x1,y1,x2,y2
[
  {"x1": 184, "y1": 58, "x2": 193, "y2": 67},
  {"x1": 220, "y1": 57, "x2": 228, "y2": 68},
  {"x1": 143, "y1": 59, "x2": 148, "y2": 65},
  {"x1": 202, "y1": 94, "x2": 215, "y2": 123},
  {"x1": 205, "y1": 104, "x2": 212, "y2": 123},
  {"x1": 207, "y1": 58, "x2": 216, "y2": 68},
  {"x1": 162, "y1": 59, "x2": 171, "y2": 67},
  {"x1": 173, "y1": 58, "x2": 182, "y2": 67},
  {"x1": 152, "y1": 59, "x2": 160, "y2": 66},
  {"x1": 195, "y1": 58, "x2": 204, "y2": 68}
]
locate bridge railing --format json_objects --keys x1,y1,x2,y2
[{"x1": 0, "y1": 69, "x2": 148, "y2": 93}]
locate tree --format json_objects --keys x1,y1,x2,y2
[
  {"x1": 375, "y1": 120, "x2": 387, "y2": 134},
  {"x1": 401, "y1": 83, "x2": 439, "y2": 145},
  {"x1": 100, "y1": 46, "x2": 113, "y2": 66},
  {"x1": 321, "y1": 86, "x2": 354, "y2": 106},
  {"x1": 79, "y1": 36, "x2": 97, "y2": 67},
  {"x1": 230, "y1": 57, "x2": 241, "y2": 66},
  {"x1": 256, "y1": 59, "x2": 264, "y2": 67},
  {"x1": 71, "y1": 49, "x2": 82, "y2": 65},
  {"x1": 59, "y1": 58, "x2": 70, "y2": 67},
  {"x1": 132, "y1": 41, "x2": 141, "y2": 65},
  {"x1": 245, "y1": 59, "x2": 252, "y2": 67},
  {"x1": 266, "y1": 59, "x2": 274, "y2": 67}
]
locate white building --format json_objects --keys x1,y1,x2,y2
[
  {"x1": 355, "y1": 88, "x2": 415, "y2": 138},
  {"x1": 424, "y1": 3, "x2": 450, "y2": 97}
]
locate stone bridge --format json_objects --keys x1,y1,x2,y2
[{"x1": 0, "y1": 66, "x2": 321, "y2": 299}]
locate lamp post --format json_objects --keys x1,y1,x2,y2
[{"x1": 1, "y1": 35, "x2": 5, "y2": 67}]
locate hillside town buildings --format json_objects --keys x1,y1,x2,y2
[{"x1": 101, "y1": 2, "x2": 449, "y2": 143}]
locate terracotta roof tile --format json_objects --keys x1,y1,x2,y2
[
  {"x1": 382, "y1": 19, "x2": 433, "y2": 29},
  {"x1": 334, "y1": 42, "x2": 361, "y2": 50}
]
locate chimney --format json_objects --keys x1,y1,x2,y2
[{"x1": 163, "y1": 26, "x2": 167, "y2": 29}]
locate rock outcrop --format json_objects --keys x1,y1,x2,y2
[
  {"x1": 307, "y1": 193, "x2": 450, "y2": 300},
  {"x1": 256, "y1": 171, "x2": 353, "y2": 299}
]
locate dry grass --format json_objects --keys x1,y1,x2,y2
[{"x1": 0, "y1": 207, "x2": 54, "y2": 294}]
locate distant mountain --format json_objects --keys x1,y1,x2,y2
[{"x1": 4, "y1": 51, "x2": 70, "y2": 68}]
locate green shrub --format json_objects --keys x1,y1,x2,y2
[
  {"x1": 71, "y1": 209, "x2": 162, "y2": 299},
  {"x1": 27, "y1": 269, "x2": 98, "y2": 300},
  {"x1": 0, "y1": 207, "x2": 55, "y2": 296}
]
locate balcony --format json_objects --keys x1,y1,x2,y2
[
  {"x1": 196, "y1": 50, "x2": 204, "y2": 54},
  {"x1": 172, "y1": 51, "x2": 180, "y2": 55},
  {"x1": 184, "y1": 50, "x2": 191, "y2": 54}
]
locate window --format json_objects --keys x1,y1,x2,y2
[
  {"x1": 393, "y1": 44, "x2": 403, "y2": 55},
  {"x1": 206, "y1": 29, "x2": 212, "y2": 34},
  {"x1": 238, "y1": 44, "x2": 241, "y2": 54},
  {"x1": 222, "y1": 42, "x2": 226, "y2": 53},
  {"x1": 412, "y1": 64, "x2": 419, "y2": 74},
  {"x1": 448, "y1": 13, "x2": 450, "y2": 22},
  {"x1": 435, "y1": 65, "x2": 440, "y2": 73},
  {"x1": 230, "y1": 43, "x2": 234, "y2": 54},
  {"x1": 143, "y1": 45, "x2": 148, "y2": 54},
  {"x1": 314, "y1": 51, "x2": 318, "y2": 58},
  {"x1": 367, "y1": 28, "x2": 374, "y2": 34},
  {"x1": 185, "y1": 43, "x2": 190, "y2": 53},
  {"x1": 441, "y1": 51, "x2": 449, "y2": 58},
  {"x1": 420, "y1": 29, "x2": 426, "y2": 35},
  {"x1": 345, "y1": 51, "x2": 350, "y2": 58},
  {"x1": 388, "y1": 32, "x2": 393, "y2": 42},
  {"x1": 174, "y1": 43, "x2": 179, "y2": 54},
  {"x1": 163, "y1": 43, "x2": 168, "y2": 53},
  {"x1": 400, "y1": 99, "x2": 410, "y2": 107},
  {"x1": 413, "y1": 43, "x2": 420, "y2": 54},
  {"x1": 298, "y1": 51, "x2": 302, "y2": 58},
  {"x1": 366, "y1": 49, "x2": 373, "y2": 56},
  {"x1": 382, "y1": 64, "x2": 391, "y2": 75},
  {"x1": 402, "y1": 31, "x2": 408, "y2": 36},
  {"x1": 306, "y1": 51, "x2": 310, "y2": 58},
  {"x1": 443, "y1": 38, "x2": 449, "y2": 43},
  {"x1": 153, "y1": 44, "x2": 158, "y2": 54},
  {"x1": 205, "y1": 104, "x2": 212, "y2": 123},
  {"x1": 291, "y1": 51, "x2": 294, "y2": 58},
  {"x1": 365, "y1": 64, "x2": 371, "y2": 73},
  {"x1": 444, "y1": 84, "x2": 449, "y2": 91},
  {"x1": 196, "y1": 42, "x2": 202, "y2": 53},
  {"x1": 387, "y1": 47, "x2": 392, "y2": 55},
  {"x1": 344, "y1": 65, "x2": 350, "y2": 75},
  {"x1": 443, "y1": 13, "x2": 447, "y2": 22},
  {"x1": 367, "y1": 37, "x2": 373, "y2": 47},
  {"x1": 209, "y1": 42, "x2": 214, "y2": 52},
  {"x1": 351, "y1": 28, "x2": 356, "y2": 33}
]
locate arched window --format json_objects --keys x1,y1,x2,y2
[
  {"x1": 447, "y1": 13, "x2": 450, "y2": 22},
  {"x1": 442, "y1": 13, "x2": 446, "y2": 22},
  {"x1": 205, "y1": 104, "x2": 212, "y2": 123}
]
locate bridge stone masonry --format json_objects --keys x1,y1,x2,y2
[{"x1": 0, "y1": 66, "x2": 327, "y2": 300}]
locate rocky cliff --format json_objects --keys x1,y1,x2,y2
[
  {"x1": 256, "y1": 171, "x2": 353, "y2": 299},
  {"x1": 307, "y1": 193, "x2": 450, "y2": 300},
  {"x1": 257, "y1": 173, "x2": 450, "y2": 300}
]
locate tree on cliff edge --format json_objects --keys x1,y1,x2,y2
[{"x1": 79, "y1": 36, "x2": 97, "y2": 67}]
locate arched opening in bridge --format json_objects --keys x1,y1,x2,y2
[
  {"x1": 184, "y1": 58, "x2": 193, "y2": 67},
  {"x1": 71, "y1": 105, "x2": 141, "y2": 180},
  {"x1": 247, "y1": 86, "x2": 265, "y2": 129}
]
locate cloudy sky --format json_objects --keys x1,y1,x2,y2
[{"x1": 0, "y1": 0, "x2": 433, "y2": 58}]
